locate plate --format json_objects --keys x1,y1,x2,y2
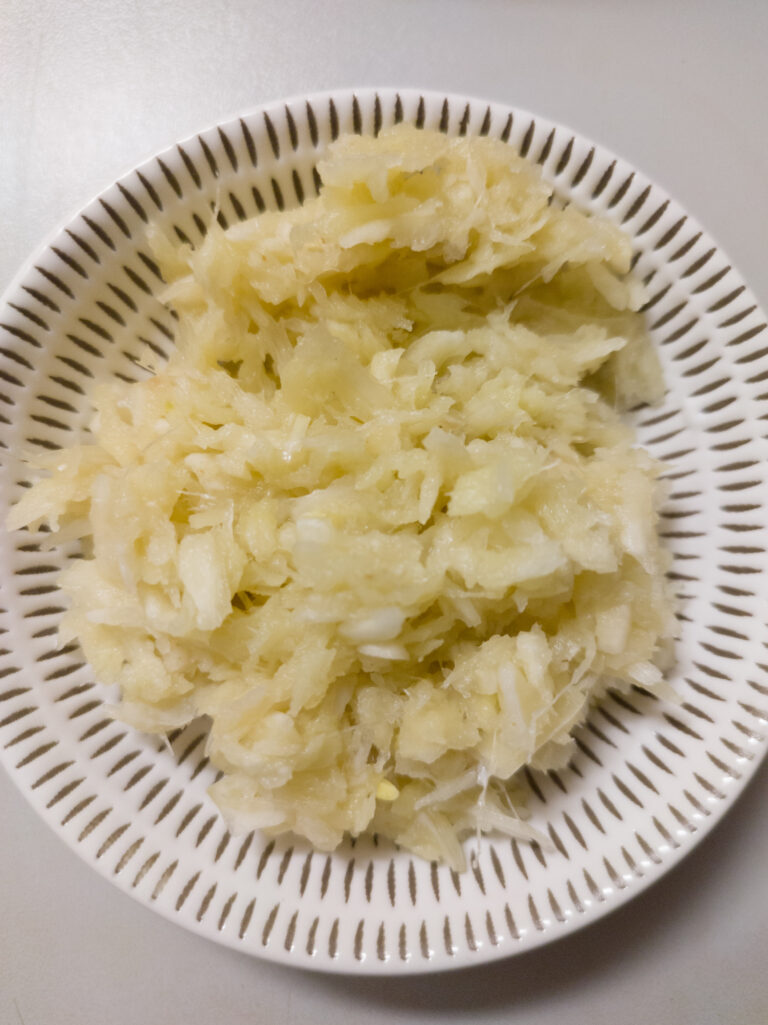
[{"x1": 1, "y1": 89, "x2": 767, "y2": 974}]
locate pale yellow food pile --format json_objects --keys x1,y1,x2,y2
[{"x1": 9, "y1": 126, "x2": 675, "y2": 869}]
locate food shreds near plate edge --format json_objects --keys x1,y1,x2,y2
[{"x1": 0, "y1": 90, "x2": 766, "y2": 974}]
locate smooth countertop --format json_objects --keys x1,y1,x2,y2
[{"x1": 1, "y1": 3, "x2": 767, "y2": 1023}]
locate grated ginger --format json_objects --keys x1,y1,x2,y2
[{"x1": 8, "y1": 125, "x2": 676, "y2": 870}]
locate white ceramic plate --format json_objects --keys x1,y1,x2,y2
[{"x1": 1, "y1": 89, "x2": 767, "y2": 974}]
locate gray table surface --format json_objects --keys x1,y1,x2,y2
[{"x1": 1, "y1": 2, "x2": 767, "y2": 1023}]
